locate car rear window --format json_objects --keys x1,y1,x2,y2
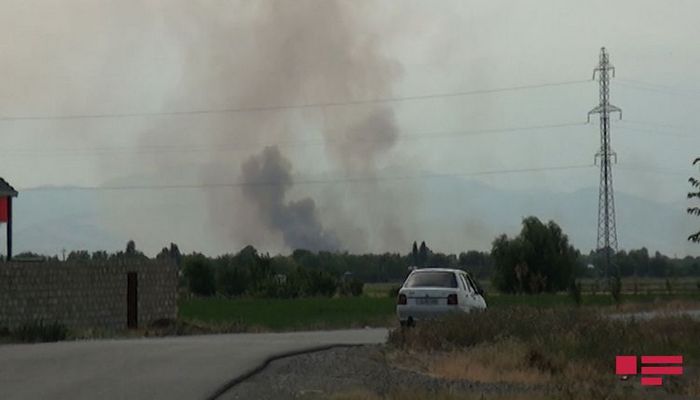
[{"x1": 404, "y1": 271, "x2": 458, "y2": 288}]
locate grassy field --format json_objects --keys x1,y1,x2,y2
[
  {"x1": 178, "y1": 288, "x2": 700, "y2": 332},
  {"x1": 486, "y1": 291, "x2": 700, "y2": 308},
  {"x1": 178, "y1": 278, "x2": 700, "y2": 332},
  {"x1": 179, "y1": 296, "x2": 395, "y2": 331},
  {"x1": 578, "y1": 277, "x2": 700, "y2": 294}
]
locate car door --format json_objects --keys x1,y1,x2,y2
[
  {"x1": 458, "y1": 273, "x2": 476, "y2": 311},
  {"x1": 466, "y1": 274, "x2": 487, "y2": 309}
]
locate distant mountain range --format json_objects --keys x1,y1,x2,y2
[
  {"x1": 7, "y1": 179, "x2": 698, "y2": 257},
  {"x1": 421, "y1": 178, "x2": 696, "y2": 257}
]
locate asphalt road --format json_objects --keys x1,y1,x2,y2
[{"x1": 0, "y1": 328, "x2": 388, "y2": 400}]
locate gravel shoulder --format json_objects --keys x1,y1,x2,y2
[{"x1": 219, "y1": 345, "x2": 537, "y2": 400}]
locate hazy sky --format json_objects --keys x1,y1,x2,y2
[{"x1": 1, "y1": 0, "x2": 699, "y2": 256}]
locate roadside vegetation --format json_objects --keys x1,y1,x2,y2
[
  {"x1": 0, "y1": 320, "x2": 68, "y2": 343},
  {"x1": 386, "y1": 307, "x2": 700, "y2": 399}
]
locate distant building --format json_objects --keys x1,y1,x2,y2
[{"x1": 0, "y1": 177, "x2": 18, "y2": 260}]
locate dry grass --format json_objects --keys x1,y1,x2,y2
[
  {"x1": 683, "y1": 374, "x2": 700, "y2": 397},
  {"x1": 331, "y1": 389, "x2": 547, "y2": 400},
  {"x1": 610, "y1": 298, "x2": 700, "y2": 313},
  {"x1": 387, "y1": 306, "x2": 700, "y2": 399},
  {"x1": 390, "y1": 339, "x2": 550, "y2": 385}
]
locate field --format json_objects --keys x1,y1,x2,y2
[
  {"x1": 177, "y1": 280, "x2": 700, "y2": 332},
  {"x1": 178, "y1": 296, "x2": 396, "y2": 331},
  {"x1": 577, "y1": 277, "x2": 700, "y2": 294}
]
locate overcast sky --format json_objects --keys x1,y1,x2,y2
[{"x1": 1, "y1": 0, "x2": 699, "y2": 256}]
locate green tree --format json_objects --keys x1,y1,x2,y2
[
  {"x1": 411, "y1": 241, "x2": 419, "y2": 265},
  {"x1": 459, "y1": 251, "x2": 494, "y2": 278},
  {"x1": 183, "y1": 255, "x2": 216, "y2": 296},
  {"x1": 67, "y1": 250, "x2": 90, "y2": 262},
  {"x1": 14, "y1": 251, "x2": 43, "y2": 259},
  {"x1": 418, "y1": 241, "x2": 429, "y2": 267},
  {"x1": 91, "y1": 250, "x2": 109, "y2": 261},
  {"x1": 156, "y1": 243, "x2": 182, "y2": 266},
  {"x1": 491, "y1": 217, "x2": 578, "y2": 294},
  {"x1": 122, "y1": 240, "x2": 148, "y2": 260},
  {"x1": 126, "y1": 240, "x2": 136, "y2": 255},
  {"x1": 689, "y1": 157, "x2": 700, "y2": 242},
  {"x1": 216, "y1": 265, "x2": 248, "y2": 297}
]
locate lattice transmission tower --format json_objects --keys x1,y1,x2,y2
[{"x1": 588, "y1": 47, "x2": 622, "y2": 279}]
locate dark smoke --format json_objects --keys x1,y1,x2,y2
[
  {"x1": 124, "y1": 1, "x2": 406, "y2": 252},
  {"x1": 240, "y1": 146, "x2": 340, "y2": 251}
]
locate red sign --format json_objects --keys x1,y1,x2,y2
[
  {"x1": 616, "y1": 355, "x2": 683, "y2": 386},
  {"x1": 0, "y1": 197, "x2": 7, "y2": 222}
]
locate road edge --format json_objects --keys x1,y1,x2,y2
[{"x1": 205, "y1": 343, "x2": 364, "y2": 400}]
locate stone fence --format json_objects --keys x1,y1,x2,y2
[{"x1": 0, "y1": 260, "x2": 177, "y2": 330}]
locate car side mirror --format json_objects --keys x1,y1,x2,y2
[{"x1": 477, "y1": 288, "x2": 485, "y2": 296}]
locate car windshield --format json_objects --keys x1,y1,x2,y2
[{"x1": 404, "y1": 271, "x2": 457, "y2": 288}]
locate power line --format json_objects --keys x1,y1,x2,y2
[
  {"x1": 616, "y1": 126, "x2": 697, "y2": 140},
  {"x1": 617, "y1": 164, "x2": 691, "y2": 177},
  {"x1": 0, "y1": 121, "x2": 588, "y2": 157},
  {"x1": 18, "y1": 164, "x2": 595, "y2": 192},
  {"x1": 617, "y1": 119, "x2": 695, "y2": 132},
  {"x1": 0, "y1": 79, "x2": 590, "y2": 122},
  {"x1": 614, "y1": 79, "x2": 700, "y2": 97},
  {"x1": 20, "y1": 163, "x2": 684, "y2": 192}
]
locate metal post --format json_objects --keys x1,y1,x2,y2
[{"x1": 6, "y1": 197, "x2": 12, "y2": 261}]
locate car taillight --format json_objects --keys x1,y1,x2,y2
[
  {"x1": 397, "y1": 293, "x2": 407, "y2": 305},
  {"x1": 447, "y1": 294, "x2": 458, "y2": 305}
]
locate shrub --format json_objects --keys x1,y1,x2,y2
[
  {"x1": 387, "y1": 286, "x2": 401, "y2": 298},
  {"x1": 305, "y1": 270, "x2": 338, "y2": 297},
  {"x1": 216, "y1": 266, "x2": 248, "y2": 297},
  {"x1": 610, "y1": 275, "x2": 622, "y2": 305},
  {"x1": 339, "y1": 278, "x2": 364, "y2": 297},
  {"x1": 13, "y1": 320, "x2": 68, "y2": 343},
  {"x1": 568, "y1": 280, "x2": 582, "y2": 306},
  {"x1": 349, "y1": 279, "x2": 364, "y2": 296},
  {"x1": 250, "y1": 278, "x2": 300, "y2": 299}
]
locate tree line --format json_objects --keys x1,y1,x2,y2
[{"x1": 11, "y1": 217, "x2": 700, "y2": 297}]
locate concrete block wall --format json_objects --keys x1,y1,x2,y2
[{"x1": 0, "y1": 261, "x2": 178, "y2": 330}]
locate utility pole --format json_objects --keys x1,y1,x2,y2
[{"x1": 588, "y1": 47, "x2": 622, "y2": 285}]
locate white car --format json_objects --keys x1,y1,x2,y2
[{"x1": 396, "y1": 268, "x2": 487, "y2": 326}]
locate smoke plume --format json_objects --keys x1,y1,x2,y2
[
  {"x1": 183, "y1": 1, "x2": 403, "y2": 251},
  {"x1": 240, "y1": 146, "x2": 341, "y2": 251},
  {"x1": 118, "y1": 1, "x2": 406, "y2": 252}
]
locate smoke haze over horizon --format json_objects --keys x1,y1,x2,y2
[{"x1": 1, "y1": 0, "x2": 700, "y2": 256}]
